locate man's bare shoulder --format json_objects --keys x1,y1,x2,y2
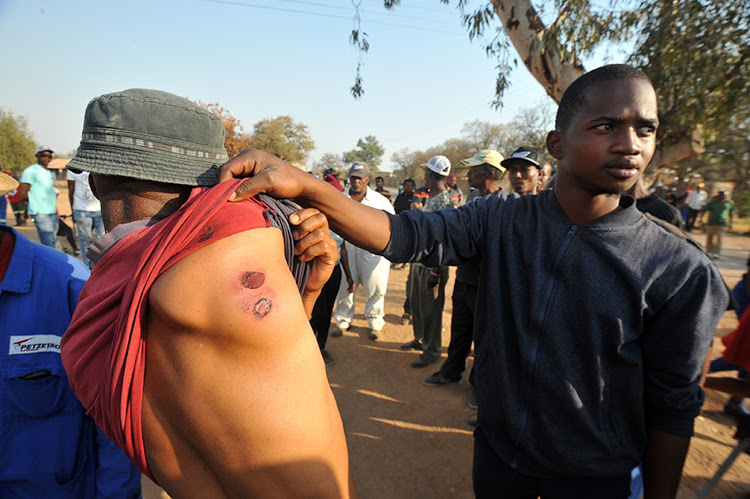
[
  {"x1": 149, "y1": 226, "x2": 303, "y2": 340},
  {"x1": 143, "y1": 227, "x2": 354, "y2": 497}
]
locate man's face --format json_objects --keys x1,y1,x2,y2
[
  {"x1": 348, "y1": 175, "x2": 369, "y2": 196},
  {"x1": 507, "y1": 160, "x2": 540, "y2": 195},
  {"x1": 36, "y1": 151, "x2": 53, "y2": 168},
  {"x1": 403, "y1": 180, "x2": 415, "y2": 193},
  {"x1": 539, "y1": 163, "x2": 553, "y2": 189},
  {"x1": 447, "y1": 176, "x2": 457, "y2": 188},
  {"x1": 467, "y1": 166, "x2": 488, "y2": 190},
  {"x1": 549, "y1": 78, "x2": 658, "y2": 196},
  {"x1": 375, "y1": 178, "x2": 384, "y2": 188}
]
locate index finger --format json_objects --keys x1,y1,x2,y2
[
  {"x1": 217, "y1": 148, "x2": 259, "y2": 183},
  {"x1": 230, "y1": 177, "x2": 261, "y2": 202},
  {"x1": 289, "y1": 208, "x2": 323, "y2": 227}
]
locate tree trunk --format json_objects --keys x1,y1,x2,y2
[
  {"x1": 489, "y1": 0, "x2": 703, "y2": 168},
  {"x1": 490, "y1": 0, "x2": 583, "y2": 103},
  {"x1": 649, "y1": 133, "x2": 706, "y2": 172}
]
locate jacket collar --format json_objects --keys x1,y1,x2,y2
[
  {"x1": 541, "y1": 189, "x2": 642, "y2": 228},
  {"x1": 0, "y1": 227, "x2": 34, "y2": 294}
]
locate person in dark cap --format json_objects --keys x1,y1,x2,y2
[
  {"x1": 19, "y1": 145, "x2": 58, "y2": 247},
  {"x1": 218, "y1": 64, "x2": 728, "y2": 498},
  {"x1": 502, "y1": 146, "x2": 543, "y2": 196},
  {"x1": 329, "y1": 161, "x2": 394, "y2": 341},
  {"x1": 59, "y1": 89, "x2": 354, "y2": 497}
]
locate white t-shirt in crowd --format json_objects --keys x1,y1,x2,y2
[{"x1": 66, "y1": 170, "x2": 102, "y2": 212}]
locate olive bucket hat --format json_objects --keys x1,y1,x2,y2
[{"x1": 67, "y1": 89, "x2": 228, "y2": 186}]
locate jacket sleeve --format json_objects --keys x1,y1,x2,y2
[
  {"x1": 642, "y1": 259, "x2": 729, "y2": 436},
  {"x1": 381, "y1": 194, "x2": 494, "y2": 267},
  {"x1": 95, "y1": 427, "x2": 142, "y2": 498}
]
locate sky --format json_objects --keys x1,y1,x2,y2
[{"x1": 0, "y1": 0, "x2": 613, "y2": 171}]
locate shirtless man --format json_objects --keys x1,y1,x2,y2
[
  {"x1": 219, "y1": 65, "x2": 727, "y2": 498},
  {"x1": 60, "y1": 89, "x2": 354, "y2": 497}
]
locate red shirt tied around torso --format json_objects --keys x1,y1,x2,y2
[{"x1": 61, "y1": 180, "x2": 270, "y2": 481}]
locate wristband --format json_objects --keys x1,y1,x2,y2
[{"x1": 429, "y1": 270, "x2": 439, "y2": 277}]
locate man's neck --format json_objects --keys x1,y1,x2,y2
[
  {"x1": 428, "y1": 181, "x2": 446, "y2": 198},
  {"x1": 101, "y1": 191, "x2": 189, "y2": 232},
  {"x1": 349, "y1": 189, "x2": 366, "y2": 203},
  {"x1": 554, "y1": 175, "x2": 622, "y2": 226}
]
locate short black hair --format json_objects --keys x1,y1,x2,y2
[
  {"x1": 555, "y1": 64, "x2": 653, "y2": 132},
  {"x1": 404, "y1": 178, "x2": 415, "y2": 186},
  {"x1": 375, "y1": 176, "x2": 385, "y2": 182}
]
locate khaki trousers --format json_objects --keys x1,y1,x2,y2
[{"x1": 705, "y1": 225, "x2": 726, "y2": 255}]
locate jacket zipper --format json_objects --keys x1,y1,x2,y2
[{"x1": 510, "y1": 225, "x2": 578, "y2": 468}]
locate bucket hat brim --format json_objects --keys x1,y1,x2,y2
[{"x1": 68, "y1": 139, "x2": 223, "y2": 187}]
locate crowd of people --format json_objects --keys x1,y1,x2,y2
[{"x1": 0, "y1": 63, "x2": 746, "y2": 498}]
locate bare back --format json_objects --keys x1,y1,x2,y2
[{"x1": 142, "y1": 226, "x2": 355, "y2": 497}]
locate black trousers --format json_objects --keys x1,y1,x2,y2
[
  {"x1": 309, "y1": 264, "x2": 342, "y2": 350},
  {"x1": 473, "y1": 427, "x2": 631, "y2": 499},
  {"x1": 438, "y1": 280, "x2": 478, "y2": 383},
  {"x1": 403, "y1": 263, "x2": 413, "y2": 315},
  {"x1": 685, "y1": 208, "x2": 700, "y2": 231}
]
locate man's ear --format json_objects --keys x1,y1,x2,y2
[{"x1": 546, "y1": 130, "x2": 564, "y2": 160}]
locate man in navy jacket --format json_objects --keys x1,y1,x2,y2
[{"x1": 218, "y1": 65, "x2": 728, "y2": 499}]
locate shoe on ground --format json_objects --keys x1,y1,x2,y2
[
  {"x1": 411, "y1": 355, "x2": 437, "y2": 368},
  {"x1": 329, "y1": 324, "x2": 347, "y2": 337},
  {"x1": 423, "y1": 371, "x2": 461, "y2": 386},
  {"x1": 321, "y1": 349, "x2": 335, "y2": 367},
  {"x1": 469, "y1": 390, "x2": 478, "y2": 410},
  {"x1": 724, "y1": 398, "x2": 750, "y2": 419},
  {"x1": 368, "y1": 329, "x2": 380, "y2": 341},
  {"x1": 466, "y1": 414, "x2": 478, "y2": 427},
  {"x1": 400, "y1": 313, "x2": 412, "y2": 325},
  {"x1": 400, "y1": 339, "x2": 423, "y2": 351}
]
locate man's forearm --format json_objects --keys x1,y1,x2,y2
[
  {"x1": 300, "y1": 180, "x2": 392, "y2": 253},
  {"x1": 643, "y1": 429, "x2": 690, "y2": 499},
  {"x1": 19, "y1": 183, "x2": 30, "y2": 202}
]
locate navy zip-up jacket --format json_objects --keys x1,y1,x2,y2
[{"x1": 383, "y1": 189, "x2": 728, "y2": 477}]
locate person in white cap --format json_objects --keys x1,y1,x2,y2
[
  {"x1": 401, "y1": 156, "x2": 456, "y2": 367},
  {"x1": 423, "y1": 150, "x2": 506, "y2": 405},
  {"x1": 19, "y1": 145, "x2": 59, "y2": 248},
  {"x1": 330, "y1": 161, "x2": 395, "y2": 340}
]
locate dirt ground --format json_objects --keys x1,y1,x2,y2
[{"x1": 15, "y1": 193, "x2": 750, "y2": 498}]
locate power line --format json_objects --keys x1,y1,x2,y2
[
  {"x1": 363, "y1": 0, "x2": 459, "y2": 15},
  {"x1": 275, "y1": 0, "x2": 457, "y2": 25},
  {"x1": 199, "y1": 0, "x2": 465, "y2": 35}
]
